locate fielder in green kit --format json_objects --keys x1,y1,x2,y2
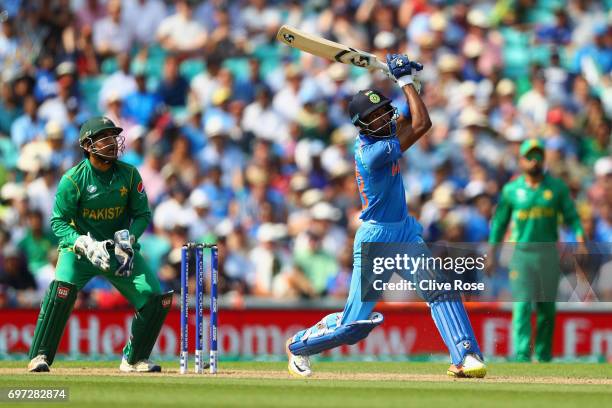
[
  {"x1": 488, "y1": 139, "x2": 584, "y2": 362},
  {"x1": 28, "y1": 116, "x2": 172, "y2": 373}
]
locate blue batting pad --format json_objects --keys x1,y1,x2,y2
[
  {"x1": 289, "y1": 312, "x2": 384, "y2": 356},
  {"x1": 430, "y1": 300, "x2": 482, "y2": 365}
]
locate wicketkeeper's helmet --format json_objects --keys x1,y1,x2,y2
[{"x1": 79, "y1": 116, "x2": 125, "y2": 161}]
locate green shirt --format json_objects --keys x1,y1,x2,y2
[
  {"x1": 18, "y1": 230, "x2": 58, "y2": 274},
  {"x1": 294, "y1": 249, "x2": 338, "y2": 294},
  {"x1": 489, "y1": 173, "x2": 583, "y2": 243},
  {"x1": 51, "y1": 159, "x2": 151, "y2": 250}
]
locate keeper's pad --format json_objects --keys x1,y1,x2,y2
[
  {"x1": 289, "y1": 312, "x2": 383, "y2": 356},
  {"x1": 124, "y1": 292, "x2": 173, "y2": 364},
  {"x1": 29, "y1": 281, "x2": 78, "y2": 365},
  {"x1": 430, "y1": 300, "x2": 482, "y2": 365}
]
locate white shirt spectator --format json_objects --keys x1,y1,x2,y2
[
  {"x1": 190, "y1": 71, "x2": 220, "y2": 109},
  {"x1": 241, "y1": 4, "x2": 280, "y2": 46},
  {"x1": 93, "y1": 14, "x2": 132, "y2": 55},
  {"x1": 38, "y1": 98, "x2": 69, "y2": 126},
  {"x1": 98, "y1": 71, "x2": 137, "y2": 111},
  {"x1": 153, "y1": 199, "x2": 193, "y2": 232},
  {"x1": 517, "y1": 89, "x2": 549, "y2": 127},
  {"x1": 272, "y1": 86, "x2": 302, "y2": 123},
  {"x1": 123, "y1": 0, "x2": 167, "y2": 46},
  {"x1": 26, "y1": 177, "x2": 57, "y2": 223},
  {"x1": 242, "y1": 101, "x2": 288, "y2": 143},
  {"x1": 157, "y1": 12, "x2": 207, "y2": 52}
]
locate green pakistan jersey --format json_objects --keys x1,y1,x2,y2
[
  {"x1": 51, "y1": 159, "x2": 151, "y2": 250},
  {"x1": 489, "y1": 173, "x2": 583, "y2": 243}
]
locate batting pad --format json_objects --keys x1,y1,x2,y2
[
  {"x1": 29, "y1": 280, "x2": 78, "y2": 365},
  {"x1": 125, "y1": 291, "x2": 173, "y2": 364},
  {"x1": 289, "y1": 312, "x2": 384, "y2": 356},
  {"x1": 430, "y1": 300, "x2": 482, "y2": 366}
]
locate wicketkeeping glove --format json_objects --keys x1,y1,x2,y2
[
  {"x1": 74, "y1": 233, "x2": 114, "y2": 271},
  {"x1": 386, "y1": 54, "x2": 423, "y2": 88},
  {"x1": 113, "y1": 229, "x2": 135, "y2": 277}
]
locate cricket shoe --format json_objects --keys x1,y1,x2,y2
[
  {"x1": 286, "y1": 338, "x2": 312, "y2": 377},
  {"x1": 28, "y1": 355, "x2": 50, "y2": 372},
  {"x1": 447, "y1": 354, "x2": 486, "y2": 378},
  {"x1": 119, "y1": 357, "x2": 161, "y2": 373}
]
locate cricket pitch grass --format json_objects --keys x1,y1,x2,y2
[{"x1": 1, "y1": 361, "x2": 611, "y2": 407}]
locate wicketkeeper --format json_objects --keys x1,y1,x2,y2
[
  {"x1": 488, "y1": 139, "x2": 584, "y2": 362},
  {"x1": 28, "y1": 116, "x2": 172, "y2": 373}
]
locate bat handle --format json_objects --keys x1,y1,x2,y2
[{"x1": 371, "y1": 59, "x2": 397, "y2": 82}]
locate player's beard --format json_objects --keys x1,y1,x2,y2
[
  {"x1": 526, "y1": 164, "x2": 543, "y2": 177},
  {"x1": 91, "y1": 135, "x2": 125, "y2": 162}
]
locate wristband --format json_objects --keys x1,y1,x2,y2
[{"x1": 396, "y1": 74, "x2": 414, "y2": 88}]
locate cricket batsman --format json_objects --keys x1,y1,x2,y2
[
  {"x1": 28, "y1": 116, "x2": 172, "y2": 373},
  {"x1": 286, "y1": 54, "x2": 486, "y2": 378},
  {"x1": 488, "y1": 139, "x2": 584, "y2": 362}
]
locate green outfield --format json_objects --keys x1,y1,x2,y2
[{"x1": 1, "y1": 361, "x2": 611, "y2": 407}]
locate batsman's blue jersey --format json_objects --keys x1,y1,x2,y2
[{"x1": 354, "y1": 134, "x2": 408, "y2": 222}]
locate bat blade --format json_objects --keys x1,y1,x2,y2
[{"x1": 276, "y1": 25, "x2": 389, "y2": 74}]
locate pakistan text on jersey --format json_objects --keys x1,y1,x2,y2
[
  {"x1": 515, "y1": 207, "x2": 555, "y2": 220},
  {"x1": 82, "y1": 207, "x2": 126, "y2": 220}
]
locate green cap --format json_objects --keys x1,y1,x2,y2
[
  {"x1": 79, "y1": 116, "x2": 123, "y2": 144},
  {"x1": 519, "y1": 138, "x2": 545, "y2": 157}
]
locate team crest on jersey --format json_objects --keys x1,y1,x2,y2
[
  {"x1": 543, "y1": 189, "x2": 553, "y2": 200},
  {"x1": 369, "y1": 93, "x2": 380, "y2": 103},
  {"x1": 137, "y1": 181, "x2": 145, "y2": 194},
  {"x1": 57, "y1": 285, "x2": 69, "y2": 299},
  {"x1": 87, "y1": 185, "x2": 97, "y2": 194}
]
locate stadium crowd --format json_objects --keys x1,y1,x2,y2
[{"x1": 0, "y1": 0, "x2": 611, "y2": 308}]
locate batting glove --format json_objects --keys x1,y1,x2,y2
[
  {"x1": 386, "y1": 54, "x2": 423, "y2": 88},
  {"x1": 74, "y1": 233, "x2": 114, "y2": 272},
  {"x1": 113, "y1": 229, "x2": 135, "y2": 277}
]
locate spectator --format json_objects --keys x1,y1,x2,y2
[
  {"x1": 293, "y1": 229, "x2": 338, "y2": 296},
  {"x1": 0, "y1": 245, "x2": 36, "y2": 291},
  {"x1": 123, "y1": 66, "x2": 162, "y2": 126},
  {"x1": 98, "y1": 53, "x2": 137, "y2": 110},
  {"x1": 198, "y1": 165, "x2": 234, "y2": 220},
  {"x1": 518, "y1": 71, "x2": 550, "y2": 129},
  {"x1": 76, "y1": 0, "x2": 107, "y2": 30},
  {"x1": 248, "y1": 223, "x2": 292, "y2": 297},
  {"x1": 573, "y1": 25, "x2": 612, "y2": 76},
  {"x1": 156, "y1": 0, "x2": 207, "y2": 56},
  {"x1": 93, "y1": 0, "x2": 133, "y2": 56},
  {"x1": 242, "y1": 85, "x2": 288, "y2": 143},
  {"x1": 11, "y1": 95, "x2": 44, "y2": 148},
  {"x1": 197, "y1": 117, "x2": 244, "y2": 182},
  {"x1": 38, "y1": 62, "x2": 78, "y2": 126},
  {"x1": 18, "y1": 210, "x2": 57, "y2": 275},
  {"x1": 157, "y1": 56, "x2": 189, "y2": 107},
  {"x1": 124, "y1": 0, "x2": 167, "y2": 47}
]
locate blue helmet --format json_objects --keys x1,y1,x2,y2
[{"x1": 348, "y1": 89, "x2": 398, "y2": 137}]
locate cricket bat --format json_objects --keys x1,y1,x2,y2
[{"x1": 276, "y1": 25, "x2": 391, "y2": 76}]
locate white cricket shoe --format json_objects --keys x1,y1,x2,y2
[
  {"x1": 28, "y1": 355, "x2": 50, "y2": 373},
  {"x1": 120, "y1": 357, "x2": 161, "y2": 373},
  {"x1": 286, "y1": 338, "x2": 312, "y2": 377},
  {"x1": 447, "y1": 353, "x2": 486, "y2": 378}
]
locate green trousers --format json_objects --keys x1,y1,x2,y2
[
  {"x1": 56, "y1": 248, "x2": 162, "y2": 358},
  {"x1": 509, "y1": 245, "x2": 560, "y2": 362}
]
